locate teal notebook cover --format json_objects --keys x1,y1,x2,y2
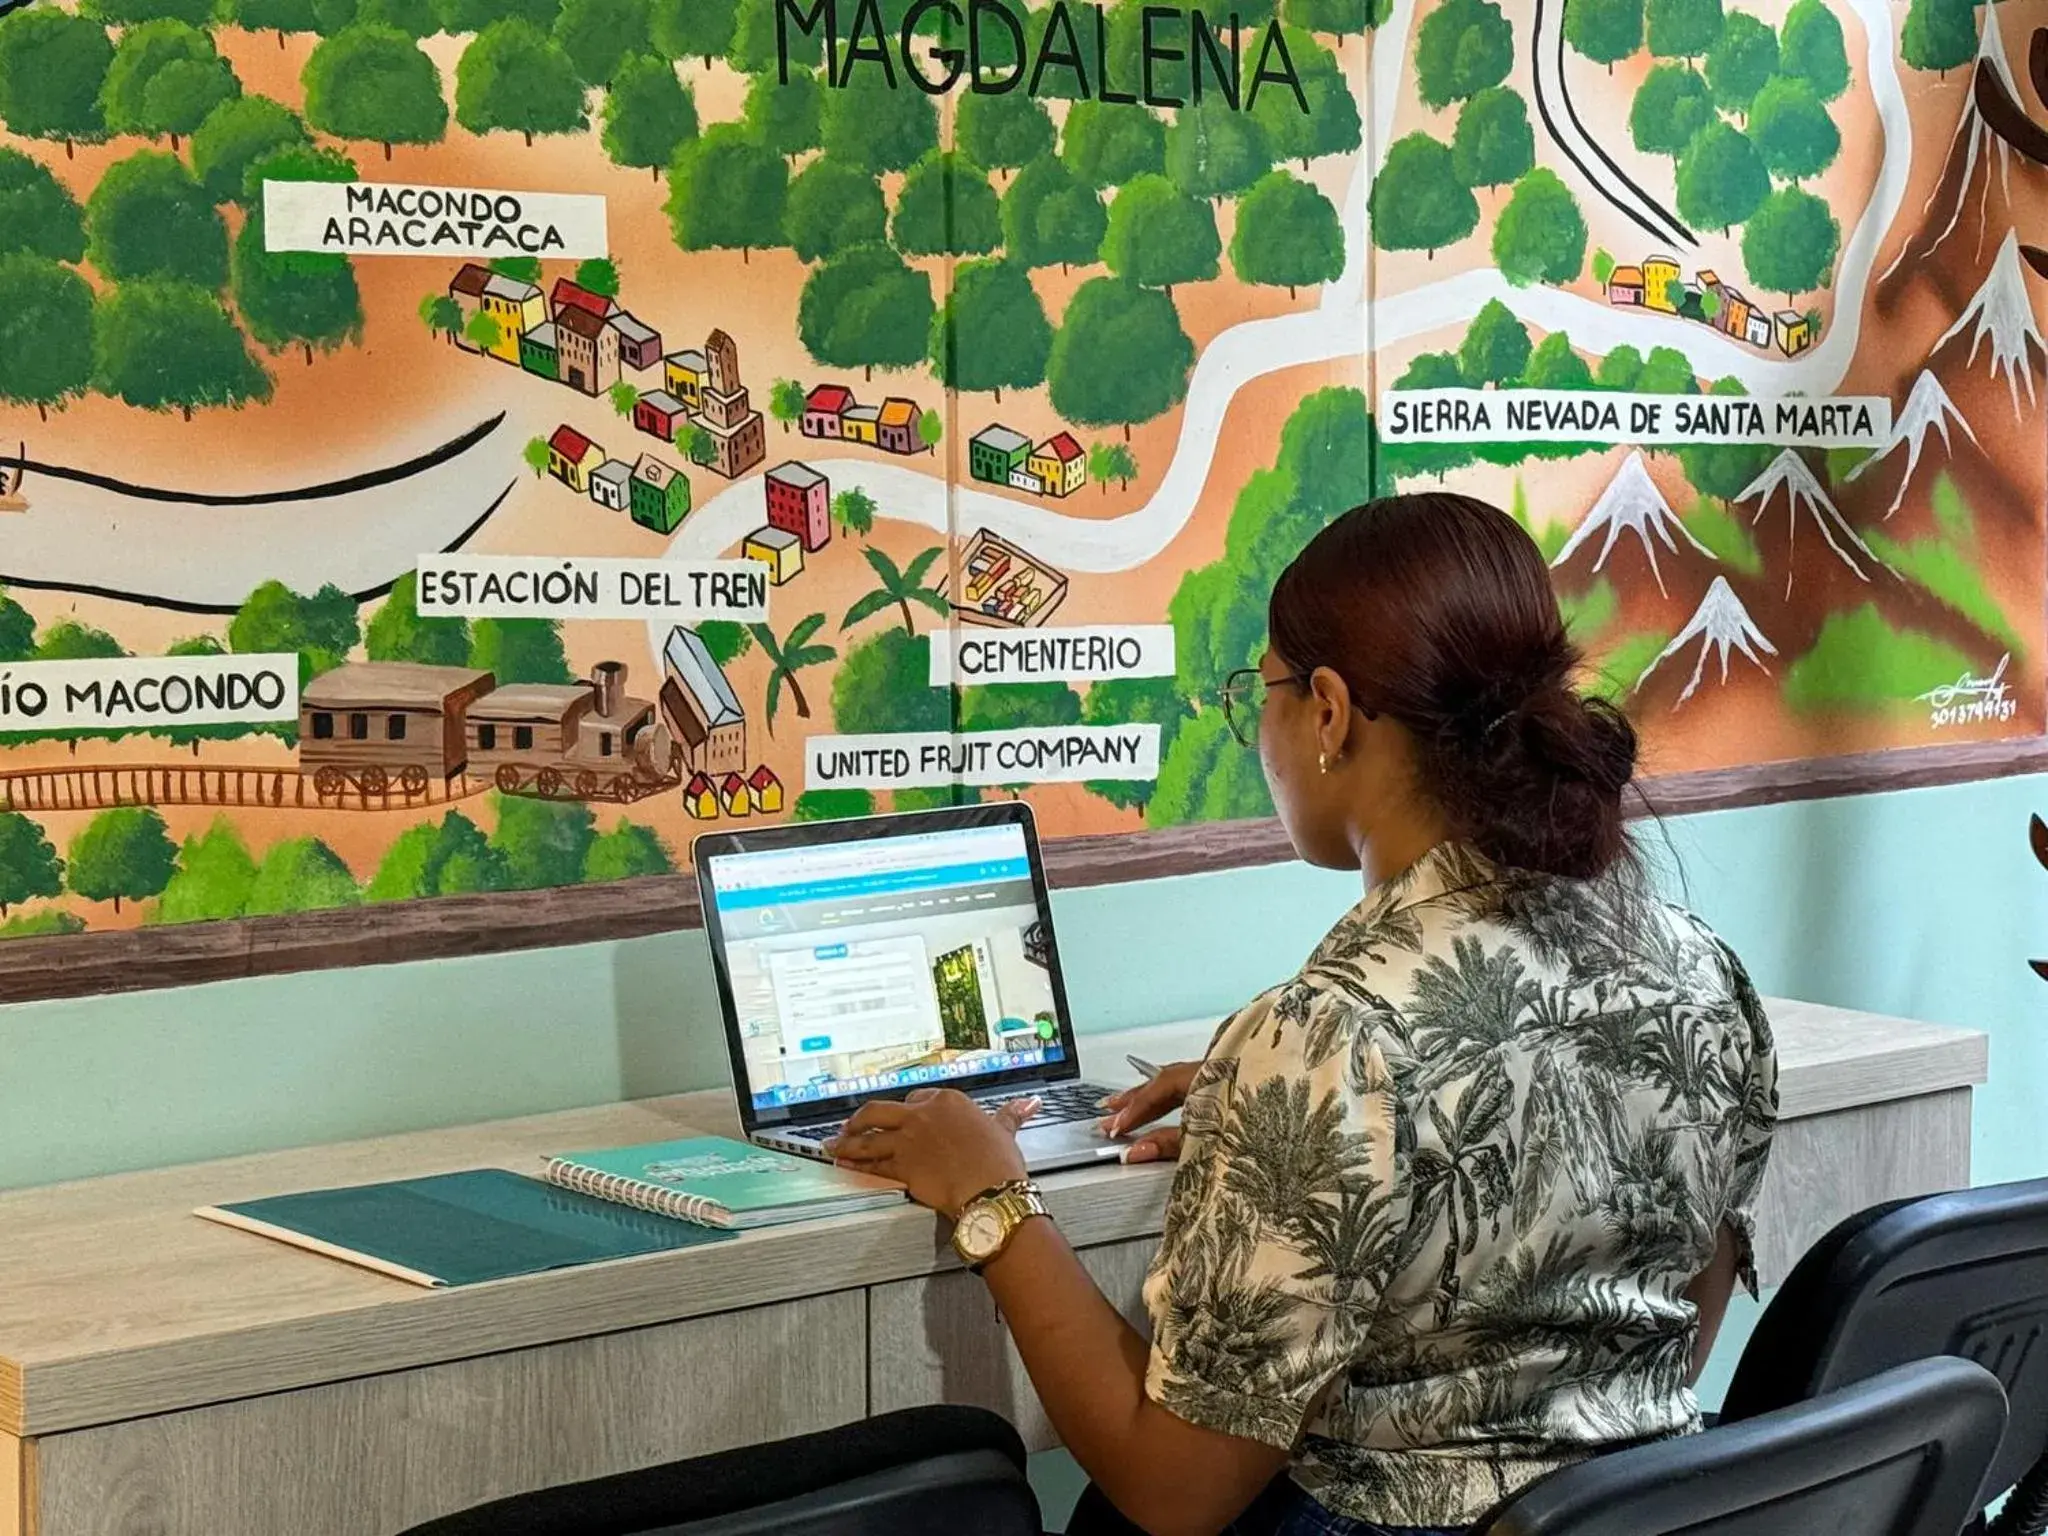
[
  {"x1": 544, "y1": 1136, "x2": 903, "y2": 1227},
  {"x1": 201, "y1": 1167, "x2": 734, "y2": 1286}
]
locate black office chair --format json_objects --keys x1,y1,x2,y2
[
  {"x1": 1478, "y1": 1356, "x2": 2007, "y2": 1536},
  {"x1": 396, "y1": 1405, "x2": 1044, "y2": 1536},
  {"x1": 1718, "y1": 1178, "x2": 2048, "y2": 1535}
]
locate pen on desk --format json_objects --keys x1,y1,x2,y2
[{"x1": 1126, "y1": 1055, "x2": 1163, "y2": 1081}]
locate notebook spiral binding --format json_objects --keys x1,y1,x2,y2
[{"x1": 542, "y1": 1159, "x2": 733, "y2": 1228}]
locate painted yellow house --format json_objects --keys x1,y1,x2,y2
[
  {"x1": 718, "y1": 771, "x2": 752, "y2": 816},
  {"x1": 1028, "y1": 432, "x2": 1087, "y2": 497},
  {"x1": 664, "y1": 349, "x2": 707, "y2": 410},
  {"x1": 684, "y1": 771, "x2": 718, "y2": 819},
  {"x1": 1774, "y1": 310, "x2": 1815, "y2": 355},
  {"x1": 748, "y1": 764, "x2": 784, "y2": 814},
  {"x1": 743, "y1": 524, "x2": 804, "y2": 585},
  {"x1": 547, "y1": 425, "x2": 606, "y2": 492},
  {"x1": 1641, "y1": 255, "x2": 1681, "y2": 314},
  {"x1": 480, "y1": 273, "x2": 544, "y2": 363}
]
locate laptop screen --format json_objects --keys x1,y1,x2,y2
[{"x1": 702, "y1": 820, "x2": 1070, "y2": 1116}]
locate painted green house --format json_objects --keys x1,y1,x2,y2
[
  {"x1": 631, "y1": 453, "x2": 690, "y2": 534},
  {"x1": 519, "y1": 320, "x2": 560, "y2": 382},
  {"x1": 968, "y1": 424, "x2": 1031, "y2": 485}
]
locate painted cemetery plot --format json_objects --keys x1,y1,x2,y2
[{"x1": 0, "y1": 0, "x2": 2039, "y2": 952}]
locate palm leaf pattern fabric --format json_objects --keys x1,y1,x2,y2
[{"x1": 1141, "y1": 842, "x2": 1778, "y2": 1528}]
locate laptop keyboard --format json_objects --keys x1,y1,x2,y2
[{"x1": 781, "y1": 1082, "x2": 1111, "y2": 1145}]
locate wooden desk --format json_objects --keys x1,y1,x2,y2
[{"x1": 0, "y1": 1003, "x2": 1987, "y2": 1536}]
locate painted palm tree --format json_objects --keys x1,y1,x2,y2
[
  {"x1": 748, "y1": 613, "x2": 836, "y2": 734},
  {"x1": 842, "y1": 545, "x2": 949, "y2": 635}
]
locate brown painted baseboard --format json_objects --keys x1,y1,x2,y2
[{"x1": 1, "y1": 734, "x2": 2042, "y2": 1004}]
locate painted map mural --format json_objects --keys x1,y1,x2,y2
[{"x1": 0, "y1": 0, "x2": 2040, "y2": 938}]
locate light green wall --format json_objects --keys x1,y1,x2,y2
[{"x1": 2, "y1": 773, "x2": 2043, "y2": 1191}]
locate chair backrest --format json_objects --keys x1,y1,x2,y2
[
  {"x1": 395, "y1": 1405, "x2": 1042, "y2": 1536},
  {"x1": 1718, "y1": 1178, "x2": 2048, "y2": 1505},
  {"x1": 1479, "y1": 1357, "x2": 2007, "y2": 1536}
]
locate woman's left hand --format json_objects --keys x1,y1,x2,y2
[{"x1": 827, "y1": 1089, "x2": 1038, "y2": 1218}]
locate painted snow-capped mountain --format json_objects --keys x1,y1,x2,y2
[
  {"x1": 1635, "y1": 576, "x2": 1779, "y2": 706},
  {"x1": 1742, "y1": 448, "x2": 1879, "y2": 593},
  {"x1": 1892, "y1": 0, "x2": 2023, "y2": 274},
  {"x1": 1848, "y1": 369, "x2": 1980, "y2": 515},
  {"x1": 1933, "y1": 230, "x2": 2048, "y2": 413},
  {"x1": 1552, "y1": 450, "x2": 1713, "y2": 597}
]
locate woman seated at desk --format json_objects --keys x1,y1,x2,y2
[{"x1": 829, "y1": 493, "x2": 1780, "y2": 1536}]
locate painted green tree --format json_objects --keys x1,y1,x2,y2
[
  {"x1": 367, "y1": 570, "x2": 472, "y2": 664},
  {"x1": 841, "y1": 546, "x2": 948, "y2": 636},
  {"x1": 1631, "y1": 62, "x2": 1715, "y2": 156},
  {"x1": 1705, "y1": 10, "x2": 1779, "y2": 113},
  {"x1": 1090, "y1": 439, "x2": 1136, "y2": 490},
  {"x1": 68, "y1": 808, "x2": 177, "y2": 914},
  {"x1": 438, "y1": 0, "x2": 565, "y2": 33},
  {"x1": 1524, "y1": 330, "x2": 1594, "y2": 388},
  {"x1": 1678, "y1": 376, "x2": 1775, "y2": 500},
  {"x1": 791, "y1": 788, "x2": 874, "y2": 821},
  {"x1": 1675, "y1": 120, "x2": 1768, "y2": 233},
  {"x1": 1414, "y1": 0, "x2": 1513, "y2": 106},
  {"x1": 1082, "y1": 676, "x2": 1190, "y2": 812},
  {"x1": 585, "y1": 822, "x2": 673, "y2": 881},
  {"x1": 1779, "y1": 0, "x2": 1849, "y2": 100},
  {"x1": 191, "y1": 95, "x2": 310, "y2": 204},
  {"x1": 1742, "y1": 183, "x2": 1838, "y2": 300},
  {"x1": 797, "y1": 243, "x2": 933, "y2": 379},
  {"x1": 0, "y1": 151, "x2": 85, "y2": 264},
  {"x1": 1370, "y1": 132, "x2": 1477, "y2": 257},
  {"x1": 1253, "y1": 67, "x2": 1362, "y2": 169},
  {"x1": 929, "y1": 257, "x2": 1052, "y2": 398},
  {"x1": 1102, "y1": 172, "x2": 1220, "y2": 293},
  {"x1": 782, "y1": 155, "x2": 887, "y2": 262},
  {"x1": 1902, "y1": 0, "x2": 1975, "y2": 74},
  {"x1": 233, "y1": 209, "x2": 364, "y2": 365},
  {"x1": 1492, "y1": 166, "x2": 1586, "y2": 284},
  {"x1": 0, "y1": 812, "x2": 63, "y2": 918},
  {"x1": 86, "y1": 150, "x2": 227, "y2": 289},
  {"x1": 303, "y1": 25, "x2": 448, "y2": 157},
  {"x1": 369, "y1": 810, "x2": 509, "y2": 898},
  {"x1": 694, "y1": 620, "x2": 752, "y2": 664},
  {"x1": 229, "y1": 578, "x2": 358, "y2": 672},
  {"x1": 152, "y1": 819, "x2": 257, "y2": 923},
  {"x1": 471, "y1": 616, "x2": 571, "y2": 682},
  {"x1": 0, "y1": 7, "x2": 113, "y2": 157},
  {"x1": 1564, "y1": 0, "x2": 1641, "y2": 70},
  {"x1": 1060, "y1": 99, "x2": 1164, "y2": 188},
  {"x1": 0, "y1": 588, "x2": 33, "y2": 662},
  {"x1": 749, "y1": 613, "x2": 837, "y2": 731},
  {"x1": 667, "y1": 122, "x2": 787, "y2": 260},
  {"x1": 1646, "y1": 0, "x2": 1723, "y2": 60},
  {"x1": 820, "y1": 69, "x2": 937, "y2": 172},
  {"x1": 489, "y1": 794, "x2": 596, "y2": 888},
  {"x1": 602, "y1": 52, "x2": 696, "y2": 175},
  {"x1": 1749, "y1": 74, "x2": 1840, "y2": 181},
  {"x1": 355, "y1": 0, "x2": 440, "y2": 37},
  {"x1": 95, "y1": 280, "x2": 271, "y2": 419},
  {"x1": 1230, "y1": 170, "x2": 1344, "y2": 296},
  {"x1": 456, "y1": 19, "x2": 585, "y2": 143},
  {"x1": 892, "y1": 151, "x2": 1002, "y2": 256},
  {"x1": 1282, "y1": 0, "x2": 1389, "y2": 33},
  {"x1": 832, "y1": 485, "x2": 876, "y2": 538},
  {"x1": 1163, "y1": 100, "x2": 1274, "y2": 200},
  {"x1": 833, "y1": 629, "x2": 950, "y2": 735},
  {"x1": 649, "y1": 0, "x2": 735, "y2": 62},
  {"x1": 236, "y1": 0, "x2": 321, "y2": 45},
  {"x1": 0, "y1": 256, "x2": 93, "y2": 423},
  {"x1": 957, "y1": 91, "x2": 1055, "y2": 175},
  {"x1": 741, "y1": 63, "x2": 820, "y2": 159},
  {"x1": 1000, "y1": 153, "x2": 1105, "y2": 272},
  {"x1": 768, "y1": 377, "x2": 804, "y2": 433},
  {"x1": 247, "y1": 836, "x2": 361, "y2": 912},
  {"x1": 1047, "y1": 277, "x2": 1196, "y2": 439},
  {"x1": 552, "y1": 0, "x2": 647, "y2": 83},
  {"x1": 1461, "y1": 297, "x2": 1532, "y2": 383},
  {"x1": 1451, "y1": 85, "x2": 1533, "y2": 190},
  {"x1": 101, "y1": 20, "x2": 240, "y2": 150}
]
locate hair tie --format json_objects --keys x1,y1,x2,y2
[{"x1": 1481, "y1": 711, "x2": 1513, "y2": 743}]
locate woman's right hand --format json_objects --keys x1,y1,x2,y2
[{"x1": 1099, "y1": 1060, "x2": 1200, "y2": 1164}]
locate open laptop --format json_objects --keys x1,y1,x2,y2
[{"x1": 694, "y1": 803, "x2": 1126, "y2": 1173}]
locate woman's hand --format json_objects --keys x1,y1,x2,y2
[
  {"x1": 827, "y1": 1089, "x2": 1036, "y2": 1218},
  {"x1": 1099, "y1": 1060, "x2": 1199, "y2": 1165}
]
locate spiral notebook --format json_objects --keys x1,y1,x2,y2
[{"x1": 542, "y1": 1136, "x2": 904, "y2": 1230}]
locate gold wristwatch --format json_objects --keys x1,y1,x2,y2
[{"x1": 952, "y1": 1178, "x2": 1048, "y2": 1272}]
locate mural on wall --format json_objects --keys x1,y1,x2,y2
[{"x1": 0, "y1": 0, "x2": 2041, "y2": 941}]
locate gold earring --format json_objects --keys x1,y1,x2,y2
[{"x1": 1319, "y1": 751, "x2": 1330, "y2": 775}]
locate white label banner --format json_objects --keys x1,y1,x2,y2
[
  {"x1": 928, "y1": 625, "x2": 1176, "y2": 686},
  {"x1": 1378, "y1": 389, "x2": 1892, "y2": 447},
  {"x1": 806, "y1": 726, "x2": 1162, "y2": 788},
  {"x1": 417, "y1": 556, "x2": 768, "y2": 621},
  {"x1": 0, "y1": 654, "x2": 299, "y2": 731},
  {"x1": 263, "y1": 179, "x2": 608, "y2": 258}
]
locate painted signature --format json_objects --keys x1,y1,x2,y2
[{"x1": 1918, "y1": 654, "x2": 2017, "y2": 726}]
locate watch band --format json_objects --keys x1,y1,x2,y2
[{"x1": 958, "y1": 1179, "x2": 1047, "y2": 1273}]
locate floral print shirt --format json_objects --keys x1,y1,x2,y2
[{"x1": 1141, "y1": 842, "x2": 1778, "y2": 1528}]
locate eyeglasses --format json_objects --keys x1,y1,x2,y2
[{"x1": 1220, "y1": 667, "x2": 1310, "y2": 748}]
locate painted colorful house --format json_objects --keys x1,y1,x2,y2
[
  {"x1": 842, "y1": 403, "x2": 880, "y2": 446},
  {"x1": 743, "y1": 525, "x2": 804, "y2": 585},
  {"x1": 1029, "y1": 433, "x2": 1086, "y2": 497},
  {"x1": 610, "y1": 313, "x2": 662, "y2": 371},
  {"x1": 877, "y1": 398, "x2": 919, "y2": 454},
  {"x1": 1775, "y1": 310, "x2": 1815, "y2": 355},
  {"x1": 518, "y1": 320, "x2": 560, "y2": 380},
  {"x1": 1606, "y1": 265, "x2": 1645, "y2": 306},
  {"x1": 547, "y1": 425, "x2": 605, "y2": 491},
  {"x1": 662, "y1": 625, "x2": 747, "y2": 776},
  {"x1": 555, "y1": 306, "x2": 622, "y2": 396},
  {"x1": 684, "y1": 771, "x2": 718, "y2": 819},
  {"x1": 969, "y1": 425, "x2": 1032, "y2": 485},
  {"x1": 551, "y1": 278, "x2": 616, "y2": 320},
  {"x1": 1742, "y1": 309, "x2": 1774, "y2": 348},
  {"x1": 802, "y1": 384, "x2": 853, "y2": 438},
  {"x1": 664, "y1": 349, "x2": 706, "y2": 409},
  {"x1": 765, "y1": 461, "x2": 830, "y2": 552},
  {"x1": 588, "y1": 459, "x2": 632, "y2": 512},
  {"x1": 718, "y1": 771, "x2": 752, "y2": 816},
  {"x1": 1641, "y1": 255, "x2": 1681, "y2": 313},
  {"x1": 630, "y1": 453, "x2": 690, "y2": 534},
  {"x1": 480, "y1": 274, "x2": 544, "y2": 363},
  {"x1": 699, "y1": 330, "x2": 767, "y2": 479},
  {"x1": 747, "y1": 764, "x2": 783, "y2": 814},
  {"x1": 634, "y1": 389, "x2": 688, "y2": 441},
  {"x1": 449, "y1": 263, "x2": 491, "y2": 349}
]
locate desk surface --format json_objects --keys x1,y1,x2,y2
[{"x1": 0, "y1": 1000, "x2": 1986, "y2": 1439}]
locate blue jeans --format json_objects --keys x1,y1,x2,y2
[{"x1": 1069, "y1": 1478, "x2": 1463, "y2": 1536}]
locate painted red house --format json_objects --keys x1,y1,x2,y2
[
  {"x1": 764, "y1": 461, "x2": 830, "y2": 552},
  {"x1": 633, "y1": 389, "x2": 688, "y2": 441},
  {"x1": 551, "y1": 279, "x2": 616, "y2": 320},
  {"x1": 801, "y1": 384, "x2": 853, "y2": 439}
]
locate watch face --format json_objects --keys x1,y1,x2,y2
[{"x1": 957, "y1": 1204, "x2": 1005, "y2": 1261}]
